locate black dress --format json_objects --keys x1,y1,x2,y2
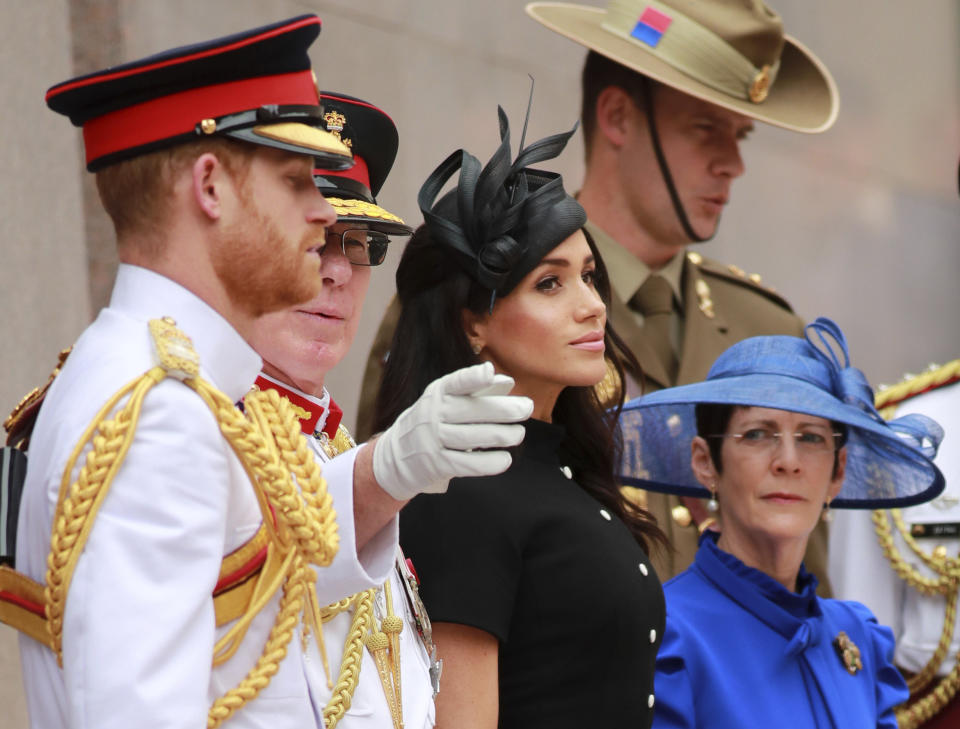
[{"x1": 400, "y1": 419, "x2": 665, "y2": 729}]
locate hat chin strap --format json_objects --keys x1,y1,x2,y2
[{"x1": 640, "y1": 77, "x2": 711, "y2": 244}]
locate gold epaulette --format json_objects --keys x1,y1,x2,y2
[
  {"x1": 686, "y1": 251, "x2": 795, "y2": 312},
  {"x1": 875, "y1": 359, "x2": 960, "y2": 419},
  {"x1": 594, "y1": 356, "x2": 624, "y2": 410},
  {"x1": 4, "y1": 348, "x2": 71, "y2": 449}
]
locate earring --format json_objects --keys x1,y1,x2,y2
[
  {"x1": 707, "y1": 485, "x2": 719, "y2": 513},
  {"x1": 471, "y1": 343, "x2": 482, "y2": 355},
  {"x1": 822, "y1": 500, "x2": 833, "y2": 523}
]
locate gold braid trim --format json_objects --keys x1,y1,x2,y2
[
  {"x1": 873, "y1": 509, "x2": 959, "y2": 699},
  {"x1": 875, "y1": 359, "x2": 960, "y2": 419},
  {"x1": 323, "y1": 589, "x2": 375, "y2": 729},
  {"x1": 870, "y1": 359, "x2": 960, "y2": 727},
  {"x1": 41, "y1": 319, "x2": 340, "y2": 729},
  {"x1": 45, "y1": 367, "x2": 167, "y2": 659},
  {"x1": 311, "y1": 425, "x2": 390, "y2": 728}
]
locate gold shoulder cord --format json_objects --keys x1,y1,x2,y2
[
  {"x1": 42, "y1": 317, "x2": 339, "y2": 728},
  {"x1": 871, "y1": 360, "x2": 960, "y2": 729},
  {"x1": 315, "y1": 425, "x2": 404, "y2": 729}
]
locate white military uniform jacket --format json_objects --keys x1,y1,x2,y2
[
  {"x1": 16, "y1": 265, "x2": 398, "y2": 729},
  {"x1": 830, "y1": 378, "x2": 960, "y2": 674},
  {"x1": 254, "y1": 375, "x2": 436, "y2": 729}
]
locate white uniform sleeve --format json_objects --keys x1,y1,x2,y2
[
  {"x1": 319, "y1": 447, "x2": 398, "y2": 598},
  {"x1": 828, "y1": 508, "x2": 904, "y2": 636},
  {"x1": 61, "y1": 380, "x2": 229, "y2": 729}
]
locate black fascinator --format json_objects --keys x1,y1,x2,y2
[{"x1": 417, "y1": 106, "x2": 586, "y2": 302}]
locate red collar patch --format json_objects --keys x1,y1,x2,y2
[{"x1": 253, "y1": 375, "x2": 342, "y2": 438}]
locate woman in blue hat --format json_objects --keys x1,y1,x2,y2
[
  {"x1": 618, "y1": 317, "x2": 944, "y2": 728},
  {"x1": 371, "y1": 107, "x2": 667, "y2": 729}
]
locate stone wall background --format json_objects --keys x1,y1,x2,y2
[{"x1": 1, "y1": 1, "x2": 957, "y2": 724}]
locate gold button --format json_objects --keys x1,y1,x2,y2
[
  {"x1": 672, "y1": 505, "x2": 692, "y2": 527},
  {"x1": 686, "y1": 251, "x2": 703, "y2": 265},
  {"x1": 934, "y1": 545, "x2": 948, "y2": 561},
  {"x1": 200, "y1": 118, "x2": 217, "y2": 135},
  {"x1": 727, "y1": 264, "x2": 746, "y2": 278},
  {"x1": 748, "y1": 273, "x2": 762, "y2": 284}
]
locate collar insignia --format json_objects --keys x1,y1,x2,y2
[{"x1": 252, "y1": 375, "x2": 342, "y2": 438}]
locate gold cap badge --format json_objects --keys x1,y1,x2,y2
[
  {"x1": 749, "y1": 65, "x2": 772, "y2": 103},
  {"x1": 323, "y1": 110, "x2": 352, "y2": 148}
]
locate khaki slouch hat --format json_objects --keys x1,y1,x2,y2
[{"x1": 526, "y1": 0, "x2": 839, "y2": 133}]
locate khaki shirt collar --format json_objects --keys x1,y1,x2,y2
[{"x1": 584, "y1": 220, "x2": 685, "y2": 305}]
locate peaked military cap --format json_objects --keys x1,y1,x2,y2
[
  {"x1": 46, "y1": 15, "x2": 353, "y2": 171},
  {"x1": 313, "y1": 92, "x2": 412, "y2": 236}
]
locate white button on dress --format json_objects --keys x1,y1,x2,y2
[
  {"x1": 560, "y1": 465, "x2": 572, "y2": 479},
  {"x1": 648, "y1": 694, "x2": 655, "y2": 708},
  {"x1": 639, "y1": 563, "x2": 649, "y2": 576},
  {"x1": 599, "y1": 509, "x2": 611, "y2": 521},
  {"x1": 649, "y1": 628, "x2": 657, "y2": 643}
]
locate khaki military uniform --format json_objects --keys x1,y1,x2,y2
[{"x1": 355, "y1": 221, "x2": 832, "y2": 596}]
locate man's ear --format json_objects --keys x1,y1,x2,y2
[
  {"x1": 191, "y1": 152, "x2": 228, "y2": 221},
  {"x1": 461, "y1": 308, "x2": 487, "y2": 355},
  {"x1": 594, "y1": 86, "x2": 635, "y2": 148}
]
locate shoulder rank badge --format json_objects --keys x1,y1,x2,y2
[{"x1": 148, "y1": 317, "x2": 199, "y2": 380}]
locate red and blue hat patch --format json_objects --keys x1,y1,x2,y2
[{"x1": 631, "y1": 6, "x2": 673, "y2": 48}]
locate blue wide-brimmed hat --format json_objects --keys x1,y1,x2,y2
[{"x1": 617, "y1": 317, "x2": 944, "y2": 508}]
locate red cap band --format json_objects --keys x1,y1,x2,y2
[
  {"x1": 315, "y1": 154, "x2": 370, "y2": 191},
  {"x1": 82, "y1": 69, "x2": 319, "y2": 166}
]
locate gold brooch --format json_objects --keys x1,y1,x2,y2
[
  {"x1": 833, "y1": 631, "x2": 863, "y2": 675},
  {"x1": 749, "y1": 65, "x2": 772, "y2": 103}
]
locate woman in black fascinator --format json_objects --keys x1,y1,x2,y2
[{"x1": 372, "y1": 107, "x2": 666, "y2": 729}]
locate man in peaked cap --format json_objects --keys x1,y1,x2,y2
[
  {"x1": 247, "y1": 92, "x2": 438, "y2": 729},
  {"x1": 9, "y1": 18, "x2": 529, "y2": 729},
  {"x1": 356, "y1": 0, "x2": 838, "y2": 593}
]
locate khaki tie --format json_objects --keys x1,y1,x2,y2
[{"x1": 631, "y1": 274, "x2": 678, "y2": 383}]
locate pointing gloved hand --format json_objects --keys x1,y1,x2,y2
[{"x1": 372, "y1": 362, "x2": 534, "y2": 501}]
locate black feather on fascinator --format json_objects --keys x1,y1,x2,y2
[{"x1": 417, "y1": 105, "x2": 586, "y2": 302}]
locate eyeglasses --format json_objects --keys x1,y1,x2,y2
[
  {"x1": 709, "y1": 428, "x2": 843, "y2": 456},
  {"x1": 324, "y1": 228, "x2": 391, "y2": 266}
]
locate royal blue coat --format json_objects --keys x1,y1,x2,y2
[{"x1": 653, "y1": 533, "x2": 908, "y2": 728}]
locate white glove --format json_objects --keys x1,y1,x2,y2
[{"x1": 372, "y1": 362, "x2": 534, "y2": 501}]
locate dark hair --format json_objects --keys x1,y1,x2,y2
[
  {"x1": 694, "y1": 404, "x2": 848, "y2": 479},
  {"x1": 374, "y1": 225, "x2": 666, "y2": 555},
  {"x1": 580, "y1": 50, "x2": 660, "y2": 157}
]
